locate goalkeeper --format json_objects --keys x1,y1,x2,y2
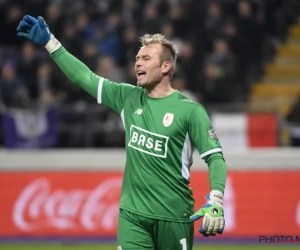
[{"x1": 16, "y1": 15, "x2": 227, "y2": 250}]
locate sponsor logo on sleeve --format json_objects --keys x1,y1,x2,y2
[{"x1": 208, "y1": 129, "x2": 218, "y2": 139}]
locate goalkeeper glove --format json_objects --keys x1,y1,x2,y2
[
  {"x1": 190, "y1": 190, "x2": 225, "y2": 237},
  {"x1": 16, "y1": 15, "x2": 61, "y2": 53}
]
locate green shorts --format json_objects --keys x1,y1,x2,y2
[{"x1": 117, "y1": 209, "x2": 194, "y2": 250}]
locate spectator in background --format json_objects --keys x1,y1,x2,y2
[
  {"x1": 139, "y1": 3, "x2": 161, "y2": 34},
  {"x1": 93, "y1": 24, "x2": 120, "y2": 64},
  {"x1": 236, "y1": 0, "x2": 264, "y2": 65},
  {"x1": 221, "y1": 21, "x2": 253, "y2": 80},
  {"x1": 207, "y1": 38, "x2": 235, "y2": 79},
  {"x1": 17, "y1": 42, "x2": 40, "y2": 101},
  {"x1": 121, "y1": 0, "x2": 142, "y2": 28},
  {"x1": 176, "y1": 41, "x2": 199, "y2": 92},
  {"x1": 36, "y1": 63, "x2": 56, "y2": 104},
  {"x1": 43, "y1": 65, "x2": 71, "y2": 104},
  {"x1": 168, "y1": 4, "x2": 187, "y2": 38},
  {"x1": 160, "y1": 22, "x2": 183, "y2": 53},
  {"x1": 76, "y1": 12, "x2": 94, "y2": 40},
  {"x1": 106, "y1": 12, "x2": 124, "y2": 38},
  {"x1": 0, "y1": 61, "x2": 28, "y2": 107},
  {"x1": 119, "y1": 26, "x2": 140, "y2": 67},
  {"x1": 200, "y1": 62, "x2": 233, "y2": 105},
  {"x1": 95, "y1": 56, "x2": 125, "y2": 83},
  {"x1": 204, "y1": 1, "x2": 224, "y2": 51},
  {"x1": 55, "y1": 0, "x2": 88, "y2": 18},
  {"x1": 202, "y1": 38, "x2": 235, "y2": 103},
  {"x1": 60, "y1": 23, "x2": 83, "y2": 58},
  {"x1": 184, "y1": 0, "x2": 206, "y2": 42},
  {"x1": 265, "y1": 0, "x2": 288, "y2": 43},
  {"x1": 44, "y1": 3, "x2": 64, "y2": 39},
  {"x1": 125, "y1": 60, "x2": 137, "y2": 85},
  {"x1": 81, "y1": 41, "x2": 100, "y2": 71},
  {"x1": 172, "y1": 76, "x2": 198, "y2": 102},
  {"x1": 3, "y1": 4, "x2": 23, "y2": 47},
  {"x1": 156, "y1": 0, "x2": 170, "y2": 16}
]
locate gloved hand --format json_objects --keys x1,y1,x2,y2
[
  {"x1": 190, "y1": 190, "x2": 225, "y2": 237},
  {"x1": 16, "y1": 15, "x2": 51, "y2": 46}
]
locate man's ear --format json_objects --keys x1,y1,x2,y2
[{"x1": 162, "y1": 61, "x2": 172, "y2": 74}]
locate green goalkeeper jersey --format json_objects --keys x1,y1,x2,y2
[
  {"x1": 50, "y1": 47, "x2": 224, "y2": 223},
  {"x1": 98, "y1": 78, "x2": 222, "y2": 222}
]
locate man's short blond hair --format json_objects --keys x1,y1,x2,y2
[{"x1": 139, "y1": 34, "x2": 178, "y2": 79}]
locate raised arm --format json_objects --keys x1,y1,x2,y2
[
  {"x1": 16, "y1": 15, "x2": 135, "y2": 113},
  {"x1": 17, "y1": 15, "x2": 99, "y2": 97},
  {"x1": 50, "y1": 47, "x2": 99, "y2": 98}
]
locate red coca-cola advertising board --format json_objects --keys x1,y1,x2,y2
[{"x1": 0, "y1": 171, "x2": 300, "y2": 238}]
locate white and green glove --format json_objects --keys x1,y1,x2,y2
[{"x1": 190, "y1": 190, "x2": 225, "y2": 237}]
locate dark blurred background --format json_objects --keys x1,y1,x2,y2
[{"x1": 0, "y1": 0, "x2": 300, "y2": 148}]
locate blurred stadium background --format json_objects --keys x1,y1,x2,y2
[{"x1": 1, "y1": 0, "x2": 300, "y2": 249}]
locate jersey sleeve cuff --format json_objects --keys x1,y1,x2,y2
[
  {"x1": 97, "y1": 77, "x2": 105, "y2": 104},
  {"x1": 45, "y1": 34, "x2": 62, "y2": 54},
  {"x1": 200, "y1": 148, "x2": 222, "y2": 158}
]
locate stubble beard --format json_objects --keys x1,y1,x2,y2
[{"x1": 137, "y1": 74, "x2": 162, "y2": 90}]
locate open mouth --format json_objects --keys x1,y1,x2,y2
[{"x1": 137, "y1": 71, "x2": 146, "y2": 78}]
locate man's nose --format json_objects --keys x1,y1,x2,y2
[
  {"x1": 135, "y1": 61, "x2": 141, "y2": 68},
  {"x1": 135, "y1": 59, "x2": 142, "y2": 67}
]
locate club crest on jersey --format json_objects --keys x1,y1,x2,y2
[{"x1": 163, "y1": 113, "x2": 174, "y2": 127}]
